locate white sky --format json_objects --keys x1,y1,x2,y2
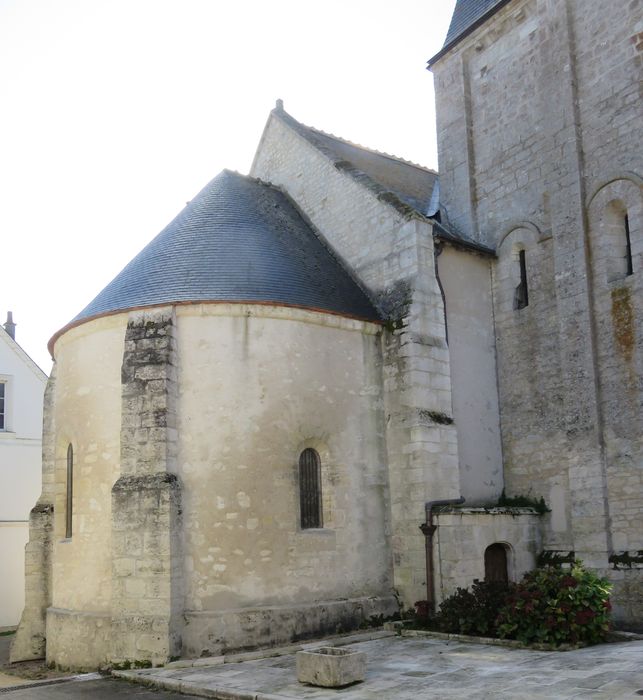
[{"x1": 0, "y1": 0, "x2": 456, "y2": 373}]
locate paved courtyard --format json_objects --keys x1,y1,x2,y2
[{"x1": 116, "y1": 632, "x2": 643, "y2": 699}]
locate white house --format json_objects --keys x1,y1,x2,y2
[{"x1": 0, "y1": 313, "x2": 46, "y2": 628}]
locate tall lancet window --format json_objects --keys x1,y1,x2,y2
[
  {"x1": 514, "y1": 249, "x2": 529, "y2": 310},
  {"x1": 66, "y1": 443, "x2": 73, "y2": 539},
  {"x1": 624, "y1": 213, "x2": 634, "y2": 276},
  {"x1": 299, "y1": 448, "x2": 322, "y2": 529}
]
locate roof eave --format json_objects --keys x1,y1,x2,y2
[
  {"x1": 48, "y1": 300, "x2": 383, "y2": 358},
  {"x1": 427, "y1": 0, "x2": 514, "y2": 68},
  {"x1": 431, "y1": 221, "x2": 496, "y2": 257}
]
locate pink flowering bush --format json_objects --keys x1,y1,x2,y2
[{"x1": 496, "y1": 561, "x2": 612, "y2": 646}]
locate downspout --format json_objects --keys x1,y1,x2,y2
[{"x1": 419, "y1": 497, "x2": 465, "y2": 615}]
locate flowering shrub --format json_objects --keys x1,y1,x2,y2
[
  {"x1": 496, "y1": 562, "x2": 612, "y2": 646},
  {"x1": 431, "y1": 580, "x2": 512, "y2": 637},
  {"x1": 413, "y1": 561, "x2": 611, "y2": 648}
]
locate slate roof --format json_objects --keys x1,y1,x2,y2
[
  {"x1": 66, "y1": 170, "x2": 381, "y2": 331},
  {"x1": 429, "y1": 0, "x2": 512, "y2": 65},
  {"x1": 272, "y1": 107, "x2": 439, "y2": 217},
  {"x1": 272, "y1": 106, "x2": 494, "y2": 256}
]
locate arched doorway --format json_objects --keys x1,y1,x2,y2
[{"x1": 484, "y1": 543, "x2": 509, "y2": 583}]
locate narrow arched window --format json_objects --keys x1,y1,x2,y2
[
  {"x1": 604, "y1": 200, "x2": 636, "y2": 281},
  {"x1": 514, "y1": 249, "x2": 529, "y2": 310},
  {"x1": 624, "y1": 213, "x2": 633, "y2": 276},
  {"x1": 299, "y1": 448, "x2": 322, "y2": 529},
  {"x1": 65, "y1": 444, "x2": 73, "y2": 538}
]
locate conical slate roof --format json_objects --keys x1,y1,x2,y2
[{"x1": 71, "y1": 170, "x2": 380, "y2": 326}]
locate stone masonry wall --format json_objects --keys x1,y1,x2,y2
[
  {"x1": 252, "y1": 113, "x2": 460, "y2": 605},
  {"x1": 434, "y1": 508, "x2": 542, "y2": 603},
  {"x1": 432, "y1": 0, "x2": 642, "y2": 622},
  {"x1": 111, "y1": 309, "x2": 183, "y2": 665},
  {"x1": 587, "y1": 177, "x2": 643, "y2": 624},
  {"x1": 176, "y1": 305, "x2": 397, "y2": 656}
]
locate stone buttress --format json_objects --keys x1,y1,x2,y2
[{"x1": 110, "y1": 309, "x2": 183, "y2": 665}]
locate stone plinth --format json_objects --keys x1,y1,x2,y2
[{"x1": 296, "y1": 647, "x2": 366, "y2": 687}]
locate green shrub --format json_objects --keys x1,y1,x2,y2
[
  {"x1": 497, "y1": 488, "x2": 549, "y2": 514},
  {"x1": 496, "y1": 561, "x2": 612, "y2": 646},
  {"x1": 433, "y1": 580, "x2": 512, "y2": 637}
]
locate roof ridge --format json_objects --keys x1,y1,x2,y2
[
  {"x1": 272, "y1": 107, "x2": 429, "y2": 221},
  {"x1": 273, "y1": 106, "x2": 436, "y2": 175},
  {"x1": 307, "y1": 126, "x2": 437, "y2": 175}
]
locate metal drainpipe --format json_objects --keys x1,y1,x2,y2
[{"x1": 419, "y1": 497, "x2": 465, "y2": 615}]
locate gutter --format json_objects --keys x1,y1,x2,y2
[
  {"x1": 430, "y1": 219, "x2": 496, "y2": 257},
  {"x1": 419, "y1": 497, "x2": 465, "y2": 615}
]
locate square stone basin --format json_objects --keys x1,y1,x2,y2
[{"x1": 296, "y1": 646, "x2": 366, "y2": 688}]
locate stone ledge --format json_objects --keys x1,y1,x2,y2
[
  {"x1": 182, "y1": 596, "x2": 398, "y2": 658},
  {"x1": 436, "y1": 506, "x2": 541, "y2": 516},
  {"x1": 384, "y1": 622, "x2": 643, "y2": 650},
  {"x1": 112, "y1": 669, "x2": 277, "y2": 699},
  {"x1": 126, "y1": 629, "x2": 394, "y2": 673}
]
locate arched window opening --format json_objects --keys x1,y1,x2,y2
[
  {"x1": 66, "y1": 443, "x2": 73, "y2": 539},
  {"x1": 624, "y1": 213, "x2": 633, "y2": 276},
  {"x1": 299, "y1": 448, "x2": 322, "y2": 529},
  {"x1": 604, "y1": 200, "x2": 635, "y2": 282},
  {"x1": 484, "y1": 543, "x2": 508, "y2": 583},
  {"x1": 514, "y1": 249, "x2": 529, "y2": 310}
]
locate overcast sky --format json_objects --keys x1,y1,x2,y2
[{"x1": 1, "y1": 0, "x2": 456, "y2": 372}]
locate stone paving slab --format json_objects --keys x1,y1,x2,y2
[{"x1": 115, "y1": 635, "x2": 643, "y2": 699}]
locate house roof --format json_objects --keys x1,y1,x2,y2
[
  {"x1": 428, "y1": 0, "x2": 512, "y2": 66},
  {"x1": 54, "y1": 170, "x2": 380, "y2": 344},
  {"x1": 271, "y1": 105, "x2": 494, "y2": 256},
  {"x1": 0, "y1": 324, "x2": 48, "y2": 380}
]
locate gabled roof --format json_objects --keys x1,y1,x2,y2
[
  {"x1": 51, "y1": 170, "x2": 381, "y2": 349},
  {"x1": 269, "y1": 105, "x2": 494, "y2": 256},
  {"x1": 0, "y1": 326, "x2": 48, "y2": 380},
  {"x1": 271, "y1": 105, "x2": 439, "y2": 218},
  {"x1": 428, "y1": 0, "x2": 512, "y2": 66}
]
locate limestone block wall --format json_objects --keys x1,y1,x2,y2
[
  {"x1": 49, "y1": 317, "x2": 124, "y2": 612},
  {"x1": 437, "y1": 246, "x2": 503, "y2": 504},
  {"x1": 252, "y1": 110, "x2": 460, "y2": 606},
  {"x1": 587, "y1": 178, "x2": 643, "y2": 624},
  {"x1": 176, "y1": 304, "x2": 396, "y2": 656},
  {"x1": 434, "y1": 508, "x2": 542, "y2": 604},
  {"x1": 493, "y1": 227, "x2": 570, "y2": 549},
  {"x1": 22, "y1": 303, "x2": 399, "y2": 669},
  {"x1": 432, "y1": 0, "x2": 642, "y2": 622},
  {"x1": 111, "y1": 309, "x2": 183, "y2": 666},
  {"x1": 45, "y1": 315, "x2": 124, "y2": 668}
]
